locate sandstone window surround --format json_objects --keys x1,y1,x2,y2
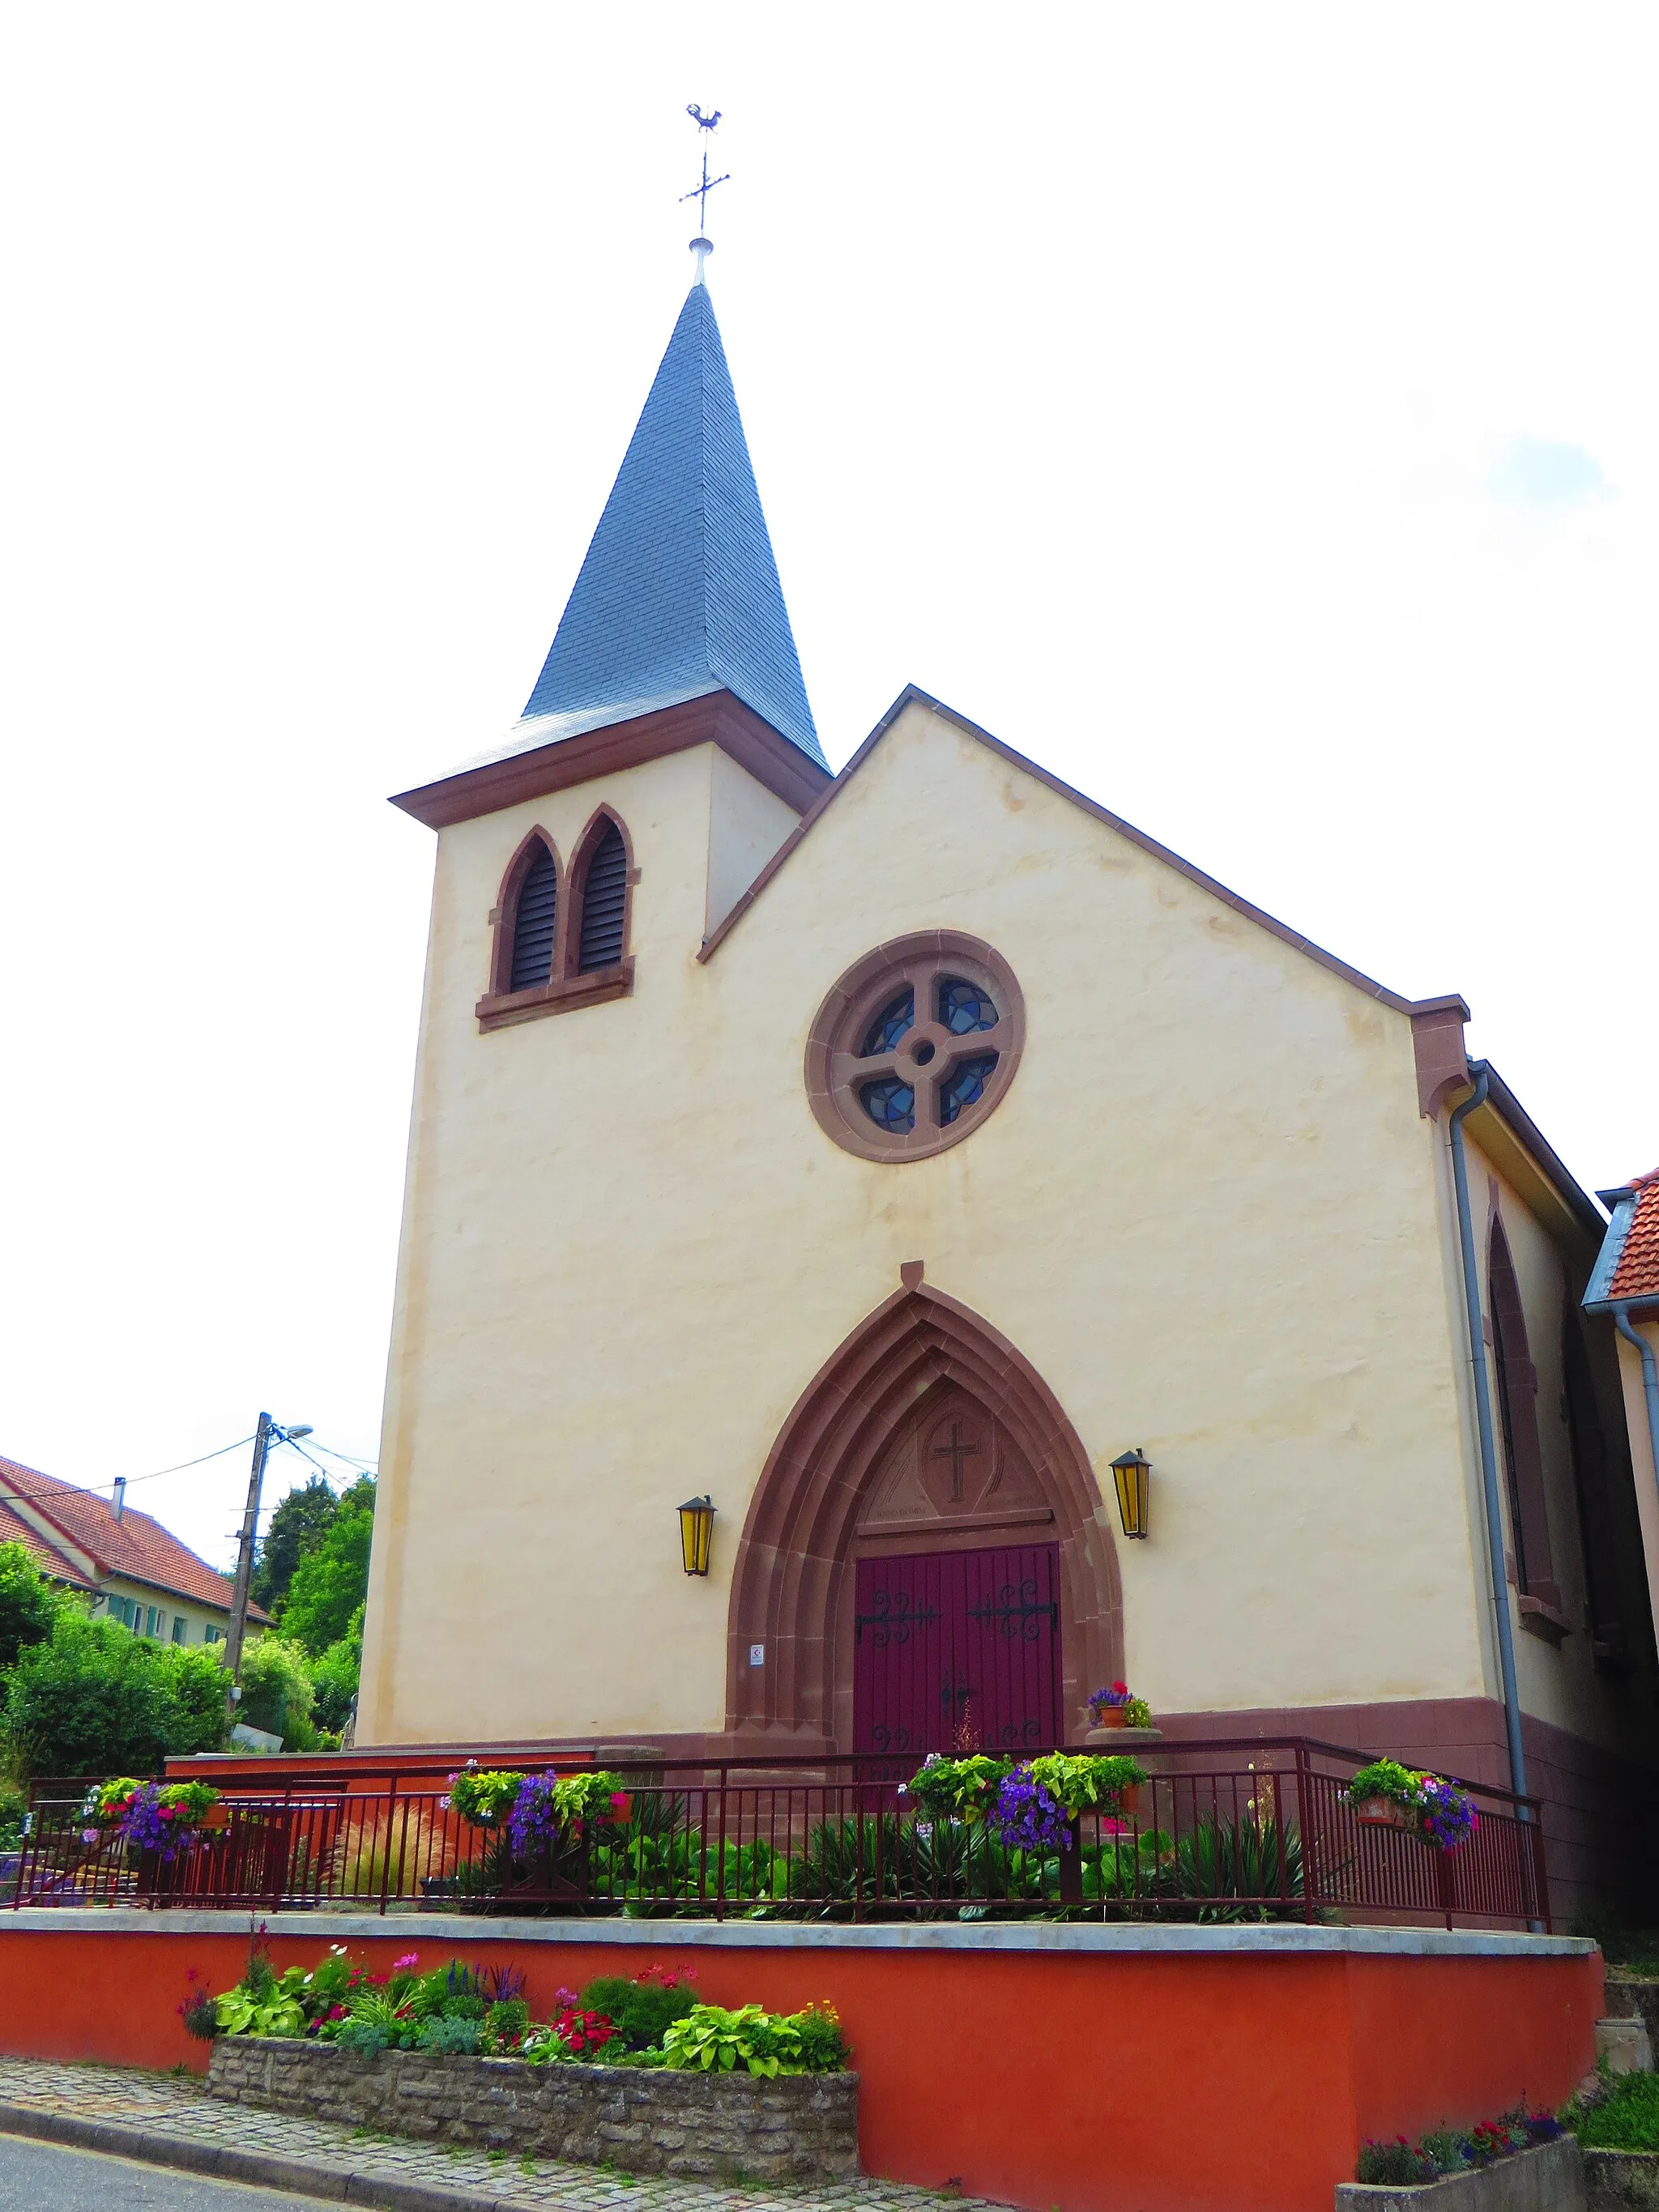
[
  {"x1": 804, "y1": 931, "x2": 1026, "y2": 1163},
  {"x1": 476, "y1": 808, "x2": 638, "y2": 1033}
]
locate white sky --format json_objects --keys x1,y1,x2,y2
[{"x1": 2, "y1": 6, "x2": 1654, "y2": 1571}]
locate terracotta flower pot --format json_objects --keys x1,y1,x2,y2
[
  {"x1": 1354, "y1": 1795, "x2": 1413, "y2": 1830},
  {"x1": 609, "y1": 1793, "x2": 633, "y2": 1825},
  {"x1": 1090, "y1": 1707, "x2": 1128, "y2": 1730},
  {"x1": 1114, "y1": 1783, "x2": 1143, "y2": 1818},
  {"x1": 199, "y1": 1805, "x2": 230, "y2": 1831}
]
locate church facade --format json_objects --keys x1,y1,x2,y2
[{"x1": 359, "y1": 268, "x2": 1656, "y2": 1907}]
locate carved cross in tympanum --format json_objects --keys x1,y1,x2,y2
[{"x1": 932, "y1": 1420, "x2": 981, "y2": 1502}]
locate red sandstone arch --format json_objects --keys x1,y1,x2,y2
[{"x1": 726, "y1": 1281, "x2": 1123, "y2": 1750}]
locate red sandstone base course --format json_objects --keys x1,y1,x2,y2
[{"x1": 0, "y1": 1916, "x2": 1601, "y2": 2212}]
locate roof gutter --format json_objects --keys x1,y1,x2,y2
[{"x1": 1448, "y1": 1075, "x2": 1533, "y2": 1860}]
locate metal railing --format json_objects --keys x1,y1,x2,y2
[{"x1": 11, "y1": 1740, "x2": 1550, "y2": 1930}]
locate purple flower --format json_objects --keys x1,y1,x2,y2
[
  {"x1": 1416, "y1": 1776, "x2": 1478, "y2": 1852},
  {"x1": 992, "y1": 1765, "x2": 1070, "y2": 1854},
  {"x1": 508, "y1": 1774, "x2": 562, "y2": 1856}
]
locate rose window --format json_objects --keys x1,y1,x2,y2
[{"x1": 804, "y1": 931, "x2": 1026, "y2": 1161}]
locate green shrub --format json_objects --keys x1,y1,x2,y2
[
  {"x1": 309, "y1": 1608, "x2": 364, "y2": 1737},
  {"x1": 1565, "y1": 2070, "x2": 1659, "y2": 2150},
  {"x1": 484, "y1": 1997, "x2": 531, "y2": 2047},
  {"x1": 236, "y1": 1636, "x2": 318, "y2": 1750},
  {"x1": 415, "y1": 2015, "x2": 482, "y2": 2055},
  {"x1": 578, "y1": 1974, "x2": 697, "y2": 2049},
  {"x1": 0, "y1": 1543, "x2": 70, "y2": 1671},
  {"x1": 2, "y1": 1613, "x2": 227, "y2": 1775}
]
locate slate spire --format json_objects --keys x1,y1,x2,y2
[{"x1": 522, "y1": 280, "x2": 825, "y2": 770}]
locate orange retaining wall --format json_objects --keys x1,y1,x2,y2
[{"x1": 0, "y1": 1916, "x2": 1601, "y2": 2212}]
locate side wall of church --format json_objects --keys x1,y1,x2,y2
[{"x1": 361, "y1": 704, "x2": 1508, "y2": 1748}]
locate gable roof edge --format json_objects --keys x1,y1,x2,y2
[{"x1": 700, "y1": 684, "x2": 1418, "y2": 1017}]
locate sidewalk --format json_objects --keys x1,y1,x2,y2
[{"x1": 0, "y1": 2057, "x2": 992, "y2": 2212}]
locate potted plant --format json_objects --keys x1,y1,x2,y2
[
  {"x1": 900, "y1": 1752, "x2": 1009, "y2": 1826},
  {"x1": 443, "y1": 1762, "x2": 526, "y2": 1829},
  {"x1": 1346, "y1": 1759, "x2": 1425, "y2": 1831},
  {"x1": 1030, "y1": 1751, "x2": 1149, "y2": 1822},
  {"x1": 1086, "y1": 1684, "x2": 1152, "y2": 1731}
]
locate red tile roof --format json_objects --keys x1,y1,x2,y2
[
  {"x1": 0, "y1": 1455, "x2": 269, "y2": 1619},
  {"x1": 1610, "y1": 1170, "x2": 1659, "y2": 1303},
  {"x1": 0, "y1": 1498, "x2": 95, "y2": 1590}
]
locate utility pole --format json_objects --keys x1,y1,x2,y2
[
  {"x1": 224, "y1": 1413, "x2": 309, "y2": 1715},
  {"x1": 223, "y1": 1414, "x2": 272, "y2": 1712}
]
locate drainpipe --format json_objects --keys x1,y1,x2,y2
[
  {"x1": 1611, "y1": 1302, "x2": 1659, "y2": 1511},
  {"x1": 1448, "y1": 1074, "x2": 1531, "y2": 1825}
]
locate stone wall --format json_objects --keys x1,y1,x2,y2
[{"x1": 205, "y1": 2035, "x2": 858, "y2": 2183}]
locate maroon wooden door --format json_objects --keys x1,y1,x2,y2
[{"x1": 852, "y1": 1545, "x2": 1062, "y2": 1763}]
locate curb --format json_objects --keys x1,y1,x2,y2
[{"x1": 0, "y1": 2100, "x2": 516, "y2": 2212}]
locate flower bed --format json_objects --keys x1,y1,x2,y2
[
  {"x1": 194, "y1": 1931, "x2": 857, "y2": 2181},
  {"x1": 205, "y1": 2036, "x2": 859, "y2": 2182},
  {"x1": 194, "y1": 1929, "x2": 850, "y2": 2077}
]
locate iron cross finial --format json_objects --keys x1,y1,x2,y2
[{"x1": 681, "y1": 104, "x2": 730, "y2": 276}]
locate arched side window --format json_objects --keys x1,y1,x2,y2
[
  {"x1": 570, "y1": 811, "x2": 633, "y2": 975},
  {"x1": 509, "y1": 842, "x2": 559, "y2": 991},
  {"x1": 1561, "y1": 1302, "x2": 1625, "y2": 1665},
  {"x1": 476, "y1": 812, "x2": 637, "y2": 1033},
  {"x1": 1488, "y1": 1221, "x2": 1561, "y2": 1619}
]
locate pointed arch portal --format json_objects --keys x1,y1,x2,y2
[{"x1": 726, "y1": 1281, "x2": 1123, "y2": 1753}]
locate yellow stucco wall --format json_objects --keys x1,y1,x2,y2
[{"x1": 359, "y1": 701, "x2": 1605, "y2": 1750}]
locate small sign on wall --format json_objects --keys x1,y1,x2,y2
[{"x1": 748, "y1": 1643, "x2": 765, "y2": 1667}]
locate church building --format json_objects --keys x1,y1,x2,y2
[{"x1": 359, "y1": 255, "x2": 1657, "y2": 1913}]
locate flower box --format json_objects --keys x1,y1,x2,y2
[
  {"x1": 1354, "y1": 1796, "x2": 1415, "y2": 1831},
  {"x1": 205, "y1": 2035, "x2": 859, "y2": 2184}
]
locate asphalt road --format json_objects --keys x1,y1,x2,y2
[{"x1": 0, "y1": 2134, "x2": 340, "y2": 2210}]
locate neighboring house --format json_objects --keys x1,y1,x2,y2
[
  {"x1": 0, "y1": 1455, "x2": 268, "y2": 1647},
  {"x1": 1585, "y1": 1170, "x2": 1659, "y2": 1651},
  {"x1": 356, "y1": 261, "x2": 1659, "y2": 1918}
]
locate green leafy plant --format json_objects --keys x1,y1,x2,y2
[
  {"x1": 1564, "y1": 2068, "x2": 1659, "y2": 2150},
  {"x1": 279, "y1": 1478, "x2": 374, "y2": 1656},
  {"x1": 1028, "y1": 1752, "x2": 1147, "y2": 1818},
  {"x1": 902, "y1": 1754, "x2": 1009, "y2": 1825},
  {"x1": 662, "y1": 2003, "x2": 805, "y2": 2078},
  {"x1": 1346, "y1": 1759, "x2": 1424, "y2": 1809},
  {"x1": 446, "y1": 1762, "x2": 525, "y2": 1828},
  {"x1": 1174, "y1": 1813, "x2": 1304, "y2": 1916},
  {"x1": 416, "y1": 2015, "x2": 483, "y2": 2055},
  {"x1": 1122, "y1": 1696, "x2": 1152, "y2": 1729}
]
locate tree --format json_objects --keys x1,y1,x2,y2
[
  {"x1": 237, "y1": 1634, "x2": 318, "y2": 1750},
  {"x1": 309, "y1": 1602, "x2": 365, "y2": 1736},
  {"x1": 280, "y1": 1479, "x2": 373, "y2": 1656},
  {"x1": 251, "y1": 1477, "x2": 339, "y2": 1615},
  {"x1": 0, "y1": 1542, "x2": 70, "y2": 1671},
  {"x1": 2, "y1": 1613, "x2": 226, "y2": 1776}
]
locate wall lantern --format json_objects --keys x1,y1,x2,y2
[
  {"x1": 1110, "y1": 1450, "x2": 1150, "y2": 1541},
  {"x1": 678, "y1": 1495, "x2": 716, "y2": 1576}
]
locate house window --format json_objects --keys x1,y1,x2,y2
[
  {"x1": 145, "y1": 1605, "x2": 160, "y2": 1638},
  {"x1": 806, "y1": 933, "x2": 1027, "y2": 1163},
  {"x1": 205, "y1": 1623, "x2": 221, "y2": 1644},
  {"x1": 172, "y1": 1615, "x2": 186, "y2": 1644},
  {"x1": 476, "y1": 810, "x2": 637, "y2": 1033}
]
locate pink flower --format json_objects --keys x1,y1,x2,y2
[{"x1": 391, "y1": 1952, "x2": 420, "y2": 1971}]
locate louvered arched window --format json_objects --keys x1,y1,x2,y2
[
  {"x1": 1488, "y1": 1220, "x2": 1560, "y2": 1613},
  {"x1": 476, "y1": 812, "x2": 636, "y2": 1032},
  {"x1": 576, "y1": 819, "x2": 629, "y2": 972},
  {"x1": 509, "y1": 842, "x2": 559, "y2": 991}
]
